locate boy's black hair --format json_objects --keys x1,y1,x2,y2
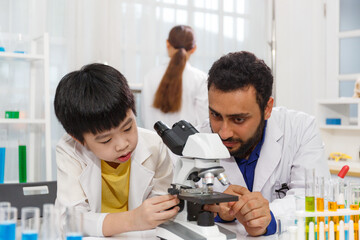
[
  {"x1": 207, "y1": 51, "x2": 273, "y2": 111},
  {"x1": 54, "y1": 63, "x2": 136, "y2": 143}
]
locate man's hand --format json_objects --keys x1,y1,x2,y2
[
  {"x1": 131, "y1": 194, "x2": 180, "y2": 230},
  {"x1": 204, "y1": 185, "x2": 272, "y2": 236},
  {"x1": 227, "y1": 185, "x2": 271, "y2": 236}
]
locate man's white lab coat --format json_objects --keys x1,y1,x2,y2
[{"x1": 198, "y1": 107, "x2": 330, "y2": 220}]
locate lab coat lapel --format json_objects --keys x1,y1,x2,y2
[
  {"x1": 77, "y1": 145, "x2": 102, "y2": 212},
  {"x1": 253, "y1": 118, "x2": 283, "y2": 192},
  {"x1": 128, "y1": 134, "x2": 154, "y2": 210},
  {"x1": 220, "y1": 157, "x2": 246, "y2": 189}
]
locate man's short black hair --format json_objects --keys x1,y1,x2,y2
[
  {"x1": 54, "y1": 63, "x2": 136, "y2": 143},
  {"x1": 207, "y1": 51, "x2": 273, "y2": 111}
]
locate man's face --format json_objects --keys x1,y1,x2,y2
[
  {"x1": 82, "y1": 109, "x2": 138, "y2": 166},
  {"x1": 208, "y1": 85, "x2": 272, "y2": 159}
]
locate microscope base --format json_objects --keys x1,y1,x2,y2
[{"x1": 156, "y1": 219, "x2": 237, "y2": 240}]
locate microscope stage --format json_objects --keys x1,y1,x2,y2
[{"x1": 178, "y1": 191, "x2": 238, "y2": 205}]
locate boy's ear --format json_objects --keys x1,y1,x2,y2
[{"x1": 70, "y1": 135, "x2": 84, "y2": 145}]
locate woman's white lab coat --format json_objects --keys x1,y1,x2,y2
[
  {"x1": 55, "y1": 128, "x2": 173, "y2": 237},
  {"x1": 198, "y1": 107, "x2": 330, "y2": 220},
  {"x1": 141, "y1": 60, "x2": 208, "y2": 130}
]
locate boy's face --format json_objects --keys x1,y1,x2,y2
[{"x1": 82, "y1": 109, "x2": 138, "y2": 165}]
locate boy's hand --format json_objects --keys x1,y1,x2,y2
[{"x1": 131, "y1": 194, "x2": 180, "y2": 230}]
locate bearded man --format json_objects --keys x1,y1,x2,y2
[{"x1": 200, "y1": 51, "x2": 330, "y2": 236}]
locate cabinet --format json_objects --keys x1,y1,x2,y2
[
  {"x1": 0, "y1": 33, "x2": 52, "y2": 182},
  {"x1": 316, "y1": 98, "x2": 360, "y2": 163}
]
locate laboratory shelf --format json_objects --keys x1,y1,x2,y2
[
  {"x1": 0, "y1": 119, "x2": 46, "y2": 124},
  {"x1": 0, "y1": 52, "x2": 44, "y2": 61},
  {"x1": 317, "y1": 98, "x2": 360, "y2": 104},
  {"x1": 0, "y1": 33, "x2": 52, "y2": 182},
  {"x1": 319, "y1": 125, "x2": 360, "y2": 130},
  {"x1": 328, "y1": 160, "x2": 360, "y2": 177},
  {"x1": 316, "y1": 98, "x2": 360, "y2": 164}
]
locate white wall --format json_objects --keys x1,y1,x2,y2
[{"x1": 275, "y1": 0, "x2": 326, "y2": 115}]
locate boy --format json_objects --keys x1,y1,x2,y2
[{"x1": 54, "y1": 63, "x2": 179, "y2": 237}]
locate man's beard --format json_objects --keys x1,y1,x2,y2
[{"x1": 211, "y1": 117, "x2": 265, "y2": 159}]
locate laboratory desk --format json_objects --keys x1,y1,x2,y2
[{"x1": 84, "y1": 222, "x2": 290, "y2": 240}]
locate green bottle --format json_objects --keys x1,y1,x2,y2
[{"x1": 19, "y1": 145, "x2": 26, "y2": 183}]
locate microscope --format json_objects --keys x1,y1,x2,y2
[{"x1": 154, "y1": 120, "x2": 238, "y2": 240}]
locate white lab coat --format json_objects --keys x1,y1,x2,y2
[
  {"x1": 198, "y1": 107, "x2": 330, "y2": 220},
  {"x1": 55, "y1": 128, "x2": 173, "y2": 237},
  {"x1": 141, "y1": 60, "x2": 208, "y2": 130}
]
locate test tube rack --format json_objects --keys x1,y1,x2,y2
[{"x1": 288, "y1": 209, "x2": 360, "y2": 240}]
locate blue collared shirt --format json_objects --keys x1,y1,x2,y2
[{"x1": 215, "y1": 121, "x2": 277, "y2": 235}]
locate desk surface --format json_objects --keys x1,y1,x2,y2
[{"x1": 84, "y1": 222, "x2": 289, "y2": 240}]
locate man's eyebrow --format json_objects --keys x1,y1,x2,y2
[
  {"x1": 209, "y1": 106, "x2": 250, "y2": 118},
  {"x1": 227, "y1": 113, "x2": 250, "y2": 118},
  {"x1": 94, "y1": 118, "x2": 133, "y2": 141}
]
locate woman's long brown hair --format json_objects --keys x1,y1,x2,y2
[{"x1": 153, "y1": 25, "x2": 195, "y2": 113}]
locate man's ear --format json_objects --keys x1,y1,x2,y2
[{"x1": 264, "y1": 97, "x2": 274, "y2": 120}]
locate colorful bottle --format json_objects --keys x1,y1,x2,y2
[
  {"x1": 316, "y1": 176, "x2": 325, "y2": 238},
  {"x1": 0, "y1": 207, "x2": 17, "y2": 240},
  {"x1": 0, "y1": 129, "x2": 6, "y2": 184},
  {"x1": 328, "y1": 180, "x2": 339, "y2": 240},
  {"x1": 18, "y1": 144, "x2": 26, "y2": 183},
  {"x1": 21, "y1": 207, "x2": 40, "y2": 240},
  {"x1": 18, "y1": 130, "x2": 27, "y2": 183},
  {"x1": 305, "y1": 168, "x2": 315, "y2": 240},
  {"x1": 65, "y1": 207, "x2": 83, "y2": 240}
]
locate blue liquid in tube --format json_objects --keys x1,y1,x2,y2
[
  {"x1": 0, "y1": 222, "x2": 16, "y2": 240},
  {"x1": 21, "y1": 232, "x2": 38, "y2": 240},
  {"x1": 66, "y1": 234, "x2": 83, "y2": 240},
  {"x1": 0, "y1": 147, "x2": 5, "y2": 183}
]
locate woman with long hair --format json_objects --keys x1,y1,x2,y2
[{"x1": 141, "y1": 25, "x2": 208, "y2": 130}]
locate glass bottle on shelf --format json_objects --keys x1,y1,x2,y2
[
  {"x1": 18, "y1": 130, "x2": 27, "y2": 183},
  {"x1": 12, "y1": 33, "x2": 28, "y2": 54},
  {"x1": 0, "y1": 129, "x2": 6, "y2": 184}
]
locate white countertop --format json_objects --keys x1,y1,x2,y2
[{"x1": 84, "y1": 222, "x2": 289, "y2": 240}]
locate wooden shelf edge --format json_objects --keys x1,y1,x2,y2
[{"x1": 328, "y1": 160, "x2": 360, "y2": 177}]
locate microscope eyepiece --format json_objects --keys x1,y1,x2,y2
[
  {"x1": 154, "y1": 120, "x2": 199, "y2": 156},
  {"x1": 154, "y1": 121, "x2": 170, "y2": 137}
]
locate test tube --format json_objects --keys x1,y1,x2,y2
[
  {"x1": 305, "y1": 168, "x2": 315, "y2": 240},
  {"x1": 21, "y1": 207, "x2": 40, "y2": 240},
  {"x1": 328, "y1": 179, "x2": 339, "y2": 239},
  {"x1": 349, "y1": 185, "x2": 360, "y2": 240},
  {"x1": 337, "y1": 178, "x2": 346, "y2": 223},
  {"x1": 65, "y1": 207, "x2": 83, "y2": 240},
  {"x1": 0, "y1": 206, "x2": 17, "y2": 240},
  {"x1": 316, "y1": 176, "x2": 325, "y2": 238},
  {"x1": 40, "y1": 204, "x2": 60, "y2": 240},
  {"x1": 0, "y1": 202, "x2": 10, "y2": 209}
]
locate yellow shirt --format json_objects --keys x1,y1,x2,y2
[{"x1": 101, "y1": 159, "x2": 131, "y2": 213}]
